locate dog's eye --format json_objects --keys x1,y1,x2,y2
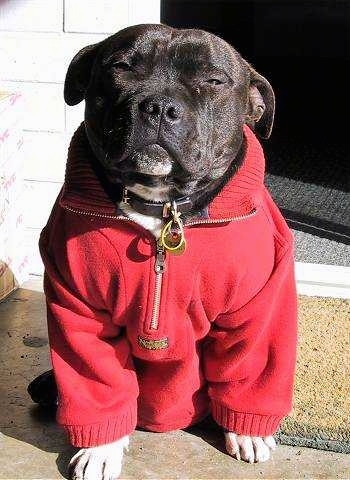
[
  {"x1": 206, "y1": 78, "x2": 225, "y2": 86},
  {"x1": 111, "y1": 61, "x2": 132, "y2": 71}
]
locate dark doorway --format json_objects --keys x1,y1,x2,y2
[{"x1": 162, "y1": 0, "x2": 350, "y2": 266}]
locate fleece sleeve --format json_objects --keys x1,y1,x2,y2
[
  {"x1": 203, "y1": 240, "x2": 298, "y2": 437},
  {"x1": 39, "y1": 212, "x2": 139, "y2": 448}
]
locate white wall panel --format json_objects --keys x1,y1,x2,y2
[
  {"x1": 0, "y1": 32, "x2": 67, "y2": 83},
  {"x1": 64, "y1": 0, "x2": 128, "y2": 34},
  {"x1": 0, "y1": 0, "x2": 63, "y2": 33},
  {"x1": 22, "y1": 131, "x2": 67, "y2": 182},
  {"x1": 65, "y1": 102, "x2": 85, "y2": 135},
  {"x1": 23, "y1": 180, "x2": 62, "y2": 229},
  {"x1": 24, "y1": 228, "x2": 44, "y2": 275},
  {"x1": 0, "y1": 81, "x2": 65, "y2": 132},
  {"x1": 0, "y1": 32, "x2": 108, "y2": 83}
]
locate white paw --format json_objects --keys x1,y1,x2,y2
[
  {"x1": 68, "y1": 435, "x2": 129, "y2": 480},
  {"x1": 224, "y1": 432, "x2": 276, "y2": 463}
]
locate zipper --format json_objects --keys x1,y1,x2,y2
[
  {"x1": 62, "y1": 204, "x2": 257, "y2": 224},
  {"x1": 62, "y1": 204, "x2": 129, "y2": 221},
  {"x1": 185, "y1": 208, "x2": 257, "y2": 226},
  {"x1": 62, "y1": 204, "x2": 258, "y2": 331},
  {"x1": 150, "y1": 243, "x2": 166, "y2": 330}
]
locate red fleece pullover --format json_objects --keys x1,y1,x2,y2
[{"x1": 39, "y1": 123, "x2": 298, "y2": 447}]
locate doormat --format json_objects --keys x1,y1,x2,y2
[
  {"x1": 188, "y1": 295, "x2": 349, "y2": 454},
  {"x1": 277, "y1": 295, "x2": 350, "y2": 453}
]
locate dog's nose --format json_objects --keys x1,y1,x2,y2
[{"x1": 139, "y1": 95, "x2": 184, "y2": 123}]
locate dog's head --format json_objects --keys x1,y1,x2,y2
[{"x1": 64, "y1": 24, "x2": 274, "y2": 203}]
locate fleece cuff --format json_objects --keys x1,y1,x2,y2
[
  {"x1": 62, "y1": 402, "x2": 137, "y2": 447},
  {"x1": 212, "y1": 400, "x2": 283, "y2": 436}
]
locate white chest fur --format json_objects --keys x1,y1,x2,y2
[{"x1": 119, "y1": 202, "x2": 163, "y2": 238}]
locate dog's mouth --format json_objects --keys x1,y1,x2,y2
[
  {"x1": 132, "y1": 144, "x2": 173, "y2": 175},
  {"x1": 106, "y1": 143, "x2": 187, "y2": 188},
  {"x1": 111, "y1": 143, "x2": 173, "y2": 176}
]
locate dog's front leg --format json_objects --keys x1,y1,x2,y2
[
  {"x1": 224, "y1": 432, "x2": 276, "y2": 463},
  {"x1": 68, "y1": 435, "x2": 129, "y2": 480}
]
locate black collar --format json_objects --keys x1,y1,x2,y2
[{"x1": 121, "y1": 188, "x2": 194, "y2": 218}]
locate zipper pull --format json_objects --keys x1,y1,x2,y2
[{"x1": 155, "y1": 243, "x2": 166, "y2": 273}]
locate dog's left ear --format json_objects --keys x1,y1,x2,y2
[
  {"x1": 64, "y1": 41, "x2": 104, "y2": 106},
  {"x1": 245, "y1": 63, "x2": 275, "y2": 139}
]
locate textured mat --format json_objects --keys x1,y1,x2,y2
[
  {"x1": 263, "y1": 129, "x2": 350, "y2": 266},
  {"x1": 265, "y1": 173, "x2": 350, "y2": 266},
  {"x1": 278, "y1": 295, "x2": 350, "y2": 453},
  {"x1": 291, "y1": 229, "x2": 350, "y2": 267}
]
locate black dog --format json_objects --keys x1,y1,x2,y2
[{"x1": 29, "y1": 24, "x2": 298, "y2": 479}]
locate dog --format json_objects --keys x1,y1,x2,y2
[{"x1": 28, "y1": 23, "x2": 297, "y2": 479}]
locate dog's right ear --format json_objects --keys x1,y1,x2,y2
[
  {"x1": 64, "y1": 41, "x2": 103, "y2": 106},
  {"x1": 241, "y1": 59, "x2": 275, "y2": 139}
]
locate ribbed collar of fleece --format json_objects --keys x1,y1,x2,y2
[{"x1": 60, "y1": 122, "x2": 266, "y2": 219}]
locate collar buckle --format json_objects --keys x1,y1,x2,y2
[
  {"x1": 162, "y1": 202, "x2": 172, "y2": 218},
  {"x1": 122, "y1": 187, "x2": 131, "y2": 204}
]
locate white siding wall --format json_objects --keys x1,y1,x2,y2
[{"x1": 0, "y1": 0, "x2": 161, "y2": 274}]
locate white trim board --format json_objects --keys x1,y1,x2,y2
[{"x1": 295, "y1": 262, "x2": 350, "y2": 299}]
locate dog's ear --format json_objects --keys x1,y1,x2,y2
[
  {"x1": 245, "y1": 63, "x2": 275, "y2": 139},
  {"x1": 64, "y1": 41, "x2": 103, "y2": 106}
]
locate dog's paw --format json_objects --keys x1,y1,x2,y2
[
  {"x1": 224, "y1": 432, "x2": 276, "y2": 463},
  {"x1": 68, "y1": 435, "x2": 129, "y2": 480}
]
